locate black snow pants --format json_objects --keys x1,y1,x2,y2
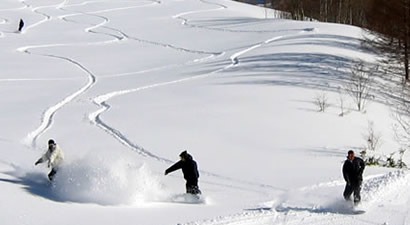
[
  {"x1": 48, "y1": 168, "x2": 57, "y2": 181},
  {"x1": 186, "y1": 180, "x2": 201, "y2": 195},
  {"x1": 343, "y1": 182, "x2": 361, "y2": 203}
]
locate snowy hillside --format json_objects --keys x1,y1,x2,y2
[{"x1": 1, "y1": 0, "x2": 409, "y2": 224}]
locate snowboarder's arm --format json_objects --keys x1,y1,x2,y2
[
  {"x1": 35, "y1": 151, "x2": 50, "y2": 165},
  {"x1": 35, "y1": 149, "x2": 52, "y2": 166},
  {"x1": 165, "y1": 161, "x2": 183, "y2": 175},
  {"x1": 359, "y1": 158, "x2": 365, "y2": 174},
  {"x1": 34, "y1": 157, "x2": 44, "y2": 165},
  {"x1": 342, "y1": 162, "x2": 350, "y2": 184},
  {"x1": 193, "y1": 161, "x2": 199, "y2": 179}
]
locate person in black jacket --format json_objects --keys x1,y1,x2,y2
[
  {"x1": 342, "y1": 150, "x2": 365, "y2": 204},
  {"x1": 18, "y1": 19, "x2": 24, "y2": 32},
  {"x1": 165, "y1": 151, "x2": 201, "y2": 195}
]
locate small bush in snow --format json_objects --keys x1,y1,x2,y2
[
  {"x1": 359, "y1": 121, "x2": 408, "y2": 168},
  {"x1": 397, "y1": 149, "x2": 407, "y2": 168},
  {"x1": 364, "y1": 121, "x2": 382, "y2": 152},
  {"x1": 345, "y1": 61, "x2": 376, "y2": 112},
  {"x1": 361, "y1": 149, "x2": 407, "y2": 168},
  {"x1": 385, "y1": 153, "x2": 397, "y2": 168},
  {"x1": 338, "y1": 89, "x2": 346, "y2": 117},
  {"x1": 314, "y1": 92, "x2": 330, "y2": 112},
  {"x1": 360, "y1": 121, "x2": 382, "y2": 166},
  {"x1": 366, "y1": 155, "x2": 380, "y2": 166}
]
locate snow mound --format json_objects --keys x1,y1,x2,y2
[
  {"x1": 51, "y1": 152, "x2": 166, "y2": 205},
  {"x1": 362, "y1": 170, "x2": 409, "y2": 203}
]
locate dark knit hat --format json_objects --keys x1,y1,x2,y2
[
  {"x1": 48, "y1": 139, "x2": 55, "y2": 145},
  {"x1": 348, "y1": 150, "x2": 354, "y2": 155},
  {"x1": 179, "y1": 150, "x2": 188, "y2": 158}
]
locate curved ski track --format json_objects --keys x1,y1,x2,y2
[
  {"x1": 87, "y1": 0, "x2": 302, "y2": 194},
  {"x1": 17, "y1": 0, "x2": 312, "y2": 201},
  {"x1": 0, "y1": 4, "x2": 28, "y2": 12},
  {"x1": 8, "y1": 1, "x2": 409, "y2": 225},
  {"x1": 20, "y1": 0, "x2": 103, "y2": 148},
  {"x1": 19, "y1": 0, "x2": 219, "y2": 148}
]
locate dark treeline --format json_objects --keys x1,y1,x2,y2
[
  {"x1": 245, "y1": 0, "x2": 410, "y2": 81},
  {"x1": 365, "y1": 0, "x2": 409, "y2": 81},
  {"x1": 269, "y1": 0, "x2": 367, "y2": 25}
]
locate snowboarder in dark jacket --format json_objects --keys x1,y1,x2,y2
[
  {"x1": 165, "y1": 151, "x2": 201, "y2": 195},
  {"x1": 342, "y1": 150, "x2": 365, "y2": 204}
]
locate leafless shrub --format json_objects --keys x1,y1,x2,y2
[
  {"x1": 314, "y1": 92, "x2": 330, "y2": 112},
  {"x1": 365, "y1": 121, "x2": 382, "y2": 152},
  {"x1": 338, "y1": 87, "x2": 346, "y2": 117},
  {"x1": 345, "y1": 61, "x2": 377, "y2": 111}
]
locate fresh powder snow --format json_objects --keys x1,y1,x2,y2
[{"x1": 0, "y1": 0, "x2": 409, "y2": 225}]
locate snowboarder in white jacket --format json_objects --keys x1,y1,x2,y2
[{"x1": 35, "y1": 139, "x2": 64, "y2": 181}]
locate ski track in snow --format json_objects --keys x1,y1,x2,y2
[
  {"x1": 20, "y1": 0, "x2": 102, "y2": 148},
  {"x1": 0, "y1": 3, "x2": 28, "y2": 12},
  {"x1": 87, "y1": 0, "x2": 314, "y2": 195},
  {"x1": 5, "y1": 1, "x2": 409, "y2": 225},
  {"x1": 19, "y1": 0, "x2": 219, "y2": 148},
  {"x1": 12, "y1": 0, "x2": 314, "y2": 205},
  {"x1": 19, "y1": 0, "x2": 64, "y2": 34}
]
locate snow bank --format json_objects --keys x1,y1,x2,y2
[
  {"x1": 51, "y1": 152, "x2": 166, "y2": 205},
  {"x1": 361, "y1": 170, "x2": 409, "y2": 203}
]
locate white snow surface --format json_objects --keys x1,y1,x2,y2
[{"x1": 1, "y1": 0, "x2": 409, "y2": 224}]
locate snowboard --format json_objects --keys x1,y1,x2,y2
[
  {"x1": 350, "y1": 209, "x2": 366, "y2": 215},
  {"x1": 347, "y1": 201, "x2": 366, "y2": 215},
  {"x1": 168, "y1": 193, "x2": 206, "y2": 204}
]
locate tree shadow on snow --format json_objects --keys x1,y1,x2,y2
[{"x1": 199, "y1": 33, "x2": 407, "y2": 108}]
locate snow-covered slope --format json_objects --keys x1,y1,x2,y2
[{"x1": 1, "y1": 0, "x2": 409, "y2": 225}]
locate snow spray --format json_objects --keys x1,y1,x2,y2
[{"x1": 51, "y1": 151, "x2": 166, "y2": 205}]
